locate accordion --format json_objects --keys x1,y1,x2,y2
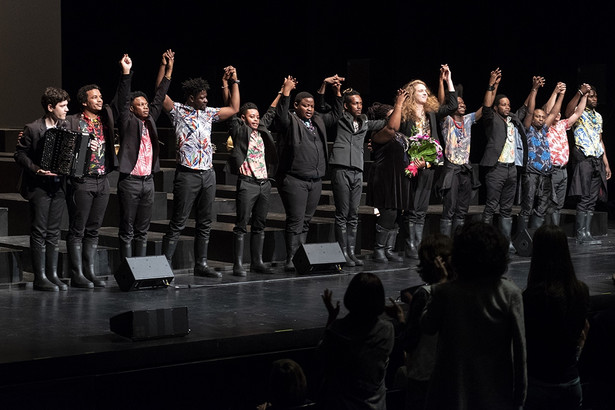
[{"x1": 40, "y1": 128, "x2": 91, "y2": 177}]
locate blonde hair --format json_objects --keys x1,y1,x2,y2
[{"x1": 401, "y1": 79, "x2": 440, "y2": 123}]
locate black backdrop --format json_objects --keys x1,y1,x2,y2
[{"x1": 59, "y1": 0, "x2": 614, "y2": 210}]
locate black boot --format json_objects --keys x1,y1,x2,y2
[
  {"x1": 584, "y1": 211, "x2": 602, "y2": 245},
  {"x1": 133, "y1": 239, "x2": 147, "y2": 257},
  {"x1": 516, "y1": 215, "x2": 529, "y2": 237},
  {"x1": 232, "y1": 232, "x2": 247, "y2": 277},
  {"x1": 372, "y1": 224, "x2": 388, "y2": 263},
  {"x1": 250, "y1": 232, "x2": 273, "y2": 274},
  {"x1": 284, "y1": 232, "x2": 301, "y2": 272},
  {"x1": 499, "y1": 217, "x2": 516, "y2": 253},
  {"x1": 347, "y1": 227, "x2": 363, "y2": 266},
  {"x1": 335, "y1": 226, "x2": 354, "y2": 267},
  {"x1": 194, "y1": 236, "x2": 221, "y2": 278},
  {"x1": 67, "y1": 243, "x2": 94, "y2": 288},
  {"x1": 385, "y1": 227, "x2": 404, "y2": 262},
  {"x1": 162, "y1": 236, "x2": 177, "y2": 267},
  {"x1": 83, "y1": 242, "x2": 106, "y2": 287},
  {"x1": 45, "y1": 245, "x2": 67, "y2": 291},
  {"x1": 119, "y1": 240, "x2": 132, "y2": 261},
  {"x1": 404, "y1": 221, "x2": 418, "y2": 259},
  {"x1": 414, "y1": 223, "x2": 424, "y2": 259},
  {"x1": 452, "y1": 218, "x2": 465, "y2": 236},
  {"x1": 440, "y1": 219, "x2": 452, "y2": 237},
  {"x1": 550, "y1": 211, "x2": 560, "y2": 226},
  {"x1": 529, "y1": 215, "x2": 545, "y2": 229},
  {"x1": 32, "y1": 246, "x2": 58, "y2": 291}
]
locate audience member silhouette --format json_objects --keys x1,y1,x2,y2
[
  {"x1": 523, "y1": 224, "x2": 590, "y2": 409},
  {"x1": 257, "y1": 358, "x2": 314, "y2": 410},
  {"x1": 317, "y1": 271, "x2": 394, "y2": 410},
  {"x1": 421, "y1": 221, "x2": 527, "y2": 409}
]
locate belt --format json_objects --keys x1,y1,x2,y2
[
  {"x1": 497, "y1": 162, "x2": 516, "y2": 168},
  {"x1": 122, "y1": 173, "x2": 152, "y2": 181},
  {"x1": 288, "y1": 173, "x2": 321, "y2": 182},
  {"x1": 238, "y1": 175, "x2": 270, "y2": 186},
  {"x1": 72, "y1": 173, "x2": 107, "y2": 183},
  {"x1": 177, "y1": 165, "x2": 213, "y2": 174}
]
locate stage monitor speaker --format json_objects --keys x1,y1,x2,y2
[
  {"x1": 110, "y1": 307, "x2": 189, "y2": 341},
  {"x1": 293, "y1": 242, "x2": 345, "y2": 275},
  {"x1": 114, "y1": 255, "x2": 174, "y2": 292},
  {"x1": 513, "y1": 228, "x2": 536, "y2": 257}
]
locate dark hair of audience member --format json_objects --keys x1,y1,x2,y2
[
  {"x1": 343, "y1": 271, "x2": 385, "y2": 318},
  {"x1": 417, "y1": 233, "x2": 455, "y2": 284},
  {"x1": 452, "y1": 221, "x2": 509, "y2": 279},
  {"x1": 267, "y1": 358, "x2": 308, "y2": 408},
  {"x1": 527, "y1": 224, "x2": 587, "y2": 300}
]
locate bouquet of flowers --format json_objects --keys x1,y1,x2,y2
[{"x1": 404, "y1": 134, "x2": 443, "y2": 178}]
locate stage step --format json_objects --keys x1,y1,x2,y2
[{"x1": 0, "y1": 245, "x2": 24, "y2": 287}]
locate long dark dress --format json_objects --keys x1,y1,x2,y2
[{"x1": 366, "y1": 132, "x2": 411, "y2": 210}]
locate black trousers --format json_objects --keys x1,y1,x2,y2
[
  {"x1": 118, "y1": 173, "x2": 154, "y2": 245},
  {"x1": 278, "y1": 174, "x2": 322, "y2": 235},
  {"x1": 405, "y1": 168, "x2": 434, "y2": 224},
  {"x1": 233, "y1": 176, "x2": 271, "y2": 234},
  {"x1": 331, "y1": 166, "x2": 362, "y2": 230},
  {"x1": 548, "y1": 167, "x2": 567, "y2": 213},
  {"x1": 441, "y1": 165, "x2": 472, "y2": 221},
  {"x1": 483, "y1": 163, "x2": 517, "y2": 219},
  {"x1": 66, "y1": 175, "x2": 110, "y2": 246},
  {"x1": 164, "y1": 167, "x2": 216, "y2": 242},
  {"x1": 28, "y1": 184, "x2": 65, "y2": 249},
  {"x1": 519, "y1": 171, "x2": 551, "y2": 218}
]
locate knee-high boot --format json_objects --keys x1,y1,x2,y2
[
  {"x1": 162, "y1": 236, "x2": 177, "y2": 267},
  {"x1": 119, "y1": 240, "x2": 132, "y2": 261},
  {"x1": 284, "y1": 232, "x2": 301, "y2": 272},
  {"x1": 404, "y1": 221, "x2": 417, "y2": 259},
  {"x1": 550, "y1": 211, "x2": 561, "y2": 226},
  {"x1": 32, "y1": 245, "x2": 58, "y2": 291},
  {"x1": 335, "y1": 226, "x2": 354, "y2": 267},
  {"x1": 385, "y1": 227, "x2": 404, "y2": 262},
  {"x1": 232, "y1": 232, "x2": 247, "y2": 277},
  {"x1": 499, "y1": 217, "x2": 516, "y2": 253},
  {"x1": 133, "y1": 239, "x2": 147, "y2": 257},
  {"x1": 414, "y1": 223, "x2": 424, "y2": 259},
  {"x1": 347, "y1": 227, "x2": 363, "y2": 266},
  {"x1": 68, "y1": 243, "x2": 94, "y2": 288},
  {"x1": 251, "y1": 232, "x2": 273, "y2": 274},
  {"x1": 83, "y1": 242, "x2": 106, "y2": 287},
  {"x1": 452, "y1": 218, "x2": 465, "y2": 236},
  {"x1": 373, "y1": 224, "x2": 388, "y2": 263},
  {"x1": 439, "y1": 219, "x2": 452, "y2": 237},
  {"x1": 45, "y1": 245, "x2": 67, "y2": 291},
  {"x1": 194, "y1": 236, "x2": 221, "y2": 278}
]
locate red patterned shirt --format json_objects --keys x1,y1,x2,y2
[
  {"x1": 546, "y1": 119, "x2": 570, "y2": 167},
  {"x1": 131, "y1": 121, "x2": 153, "y2": 176}
]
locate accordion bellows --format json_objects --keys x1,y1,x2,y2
[{"x1": 40, "y1": 128, "x2": 91, "y2": 177}]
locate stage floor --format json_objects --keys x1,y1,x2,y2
[{"x1": 1, "y1": 227, "x2": 614, "y2": 409}]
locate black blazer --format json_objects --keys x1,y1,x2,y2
[
  {"x1": 227, "y1": 105, "x2": 278, "y2": 178},
  {"x1": 66, "y1": 103, "x2": 118, "y2": 173},
  {"x1": 479, "y1": 105, "x2": 528, "y2": 168},
  {"x1": 116, "y1": 73, "x2": 170, "y2": 175}
]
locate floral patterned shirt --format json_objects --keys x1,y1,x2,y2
[
  {"x1": 526, "y1": 124, "x2": 551, "y2": 173},
  {"x1": 441, "y1": 112, "x2": 476, "y2": 165},
  {"x1": 239, "y1": 130, "x2": 267, "y2": 179},
  {"x1": 79, "y1": 114, "x2": 106, "y2": 175},
  {"x1": 170, "y1": 102, "x2": 220, "y2": 170},
  {"x1": 498, "y1": 117, "x2": 517, "y2": 164},
  {"x1": 131, "y1": 120, "x2": 153, "y2": 176},
  {"x1": 573, "y1": 108, "x2": 603, "y2": 157},
  {"x1": 547, "y1": 119, "x2": 569, "y2": 167}
]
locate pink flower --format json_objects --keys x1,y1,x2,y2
[{"x1": 405, "y1": 163, "x2": 418, "y2": 177}]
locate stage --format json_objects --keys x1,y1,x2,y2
[{"x1": 1, "y1": 230, "x2": 614, "y2": 410}]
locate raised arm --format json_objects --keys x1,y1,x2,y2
[
  {"x1": 483, "y1": 68, "x2": 502, "y2": 108},
  {"x1": 543, "y1": 82, "x2": 560, "y2": 115},
  {"x1": 262, "y1": 76, "x2": 297, "y2": 128},
  {"x1": 437, "y1": 66, "x2": 446, "y2": 105},
  {"x1": 371, "y1": 89, "x2": 407, "y2": 144},
  {"x1": 565, "y1": 83, "x2": 590, "y2": 125},
  {"x1": 564, "y1": 82, "x2": 588, "y2": 118},
  {"x1": 216, "y1": 65, "x2": 240, "y2": 121},
  {"x1": 155, "y1": 49, "x2": 175, "y2": 112},
  {"x1": 544, "y1": 82, "x2": 565, "y2": 128},
  {"x1": 523, "y1": 76, "x2": 543, "y2": 129}
]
